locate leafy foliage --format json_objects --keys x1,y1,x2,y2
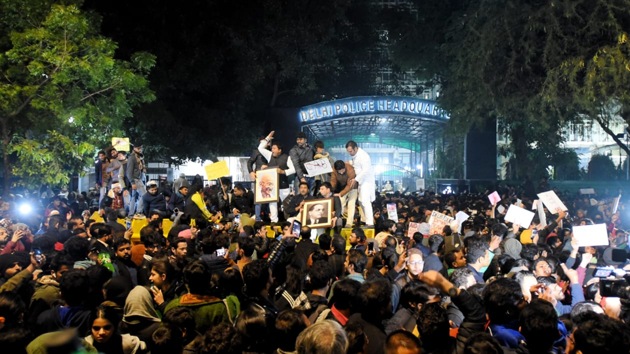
[
  {"x1": 587, "y1": 154, "x2": 617, "y2": 180},
  {"x1": 0, "y1": 3, "x2": 155, "y2": 191}
]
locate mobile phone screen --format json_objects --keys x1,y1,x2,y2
[{"x1": 292, "y1": 221, "x2": 301, "y2": 237}]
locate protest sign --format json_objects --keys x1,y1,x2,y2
[
  {"x1": 537, "y1": 190, "x2": 568, "y2": 212},
  {"x1": 580, "y1": 188, "x2": 595, "y2": 195},
  {"x1": 488, "y1": 191, "x2": 501, "y2": 206},
  {"x1": 111, "y1": 137, "x2": 130, "y2": 152},
  {"x1": 537, "y1": 200, "x2": 547, "y2": 227},
  {"x1": 573, "y1": 224, "x2": 609, "y2": 247},
  {"x1": 497, "y1": 205, "x2": 506, "y2": 214},
  {"x1": 407, "y1": 222, "x2": 420, "y2": 238},
  {"x1": 304, "y1": 158, "x2": 332, "y2": 177},
  {"x1": 386, "y1": 203, "x2": 398, "y2": 222},
  {"x1": 455, "y1": 211, "x2": 469, "y2": 233},
  {"x1": 428, "y1": 210, "x2": 454, "y2": 235},
  {"x1": 204, "y1": 161, "x2": 230, "y2": 180},
  {"x1": 504, "y1": 205, "x2": 535, "y2": 228},
  {"x1": 613, "y1": 194, "x2": 621, "y2": 214}
]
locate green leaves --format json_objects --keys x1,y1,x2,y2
[{"x1": 0, "y1": 3, "x2": 154, "y2": 190}]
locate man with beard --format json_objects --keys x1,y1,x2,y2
[
  {"x1": 289, "y1": 132, "x2": 315, "y2": 194},
  {"x1": 112, "y1": 238, "x2": 149, "y2": 287},
  {"x1": 89, "y1": 223, "x2": 113, "y2": 258},
  {"x1": 142, "y1": 180, "x2": 167, "y2": 217},
  {"x1": 285, "y1": 182, "x2": 312, "y2": 220},
  {"x1": 348, "y1": 228, "x2": 367, "y2": 254},
  {"x1": 257, "y1": 131, "x2": 296, "y2": 223}
]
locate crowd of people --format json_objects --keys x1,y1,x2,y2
[{"x1": 0, "y1": 132, "x2": 629, "y2": 354}]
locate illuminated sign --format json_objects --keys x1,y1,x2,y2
[{"x1": 298, "y1": 96, "x2": 450, "y2": 123}]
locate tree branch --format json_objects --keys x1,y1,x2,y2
[
  {"x1": 592, "y1": 112, "x2": 630, "y2": 156},
  {"x1": 80, "y1": 83, "x2": 118, "y2": 102}
]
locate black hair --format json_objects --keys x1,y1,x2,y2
[
  {"x1": 63, "y1": 236, "x2": 90, "y2": 262},
  {"x1": 482, "y1": 277, "x2": 523, "y2": 324},
  {"x1": 357, "y1": 279, "x2": 392, "y2": 322},
  {"x1": 314, "y1": 141, "x2": 324, "y2": 149},
  {"x1": 351, "y1": 228, "x2": 366, "y2": 242},
  {"x1": 331, "y1": 235, "x2": 346, "y2": 255},
  {"x1": 242, "y1": 259, "x2": 270, "y2": 298},
  {"x1": 307, "y1": 261, "x2": 333, "y2": 290},
  {"x1": 238, "y1": 237, "x2": 255, "y2": 258},
  {"x1": 90, "y1": 223, "x2": 112, "y2": 240},
  {"x1": 399, "y1": 281, "x2": 438, "y2": 310},
  {"x1": 417, "y1": 302, "x2": 450, "y2": 352},
  {"x1": 519, "y1": 299, "x2": 558, "y2": 352},
  {"x1": 59, "y1": 269, "x2": 89, "y2": 306},
  {"x1": 112, "y1": 237, "x2": 130, "y2": 251},
  {"x1": 466, "y1": 238, "x2": 488, "y2": 264},
  {"x1": 333, "y1": 160, "x2": 345, "y2": 171},
  {"x1": 183, "y1": 260, "x2": 212, "y2": 295},
  {"x1": 347, "y1": 249, "x2": 367, "y2": 274},
  {"x1": 329, "y1": 278, "x2": 360, "y2": 311},
  {"x1": 345, "y1": 140, "x2": 358, "y2": 149},
  {"x1": 275, "y1": 309, "x2": 307, "y2": 352}
]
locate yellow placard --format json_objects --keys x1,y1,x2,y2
[
  {"x1": 111, "y1": 137, "x2": 130, "y2": 152},
  {"x1": 204, "y1": 161, "x2": 230, "y2": 180}
]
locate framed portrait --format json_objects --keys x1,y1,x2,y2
[
  {"x1": 255, "y1": 169, "x2": 279, "y2": 204},
  {"x1": 301, "y1": 198, "x2": 333, "y2": 229}
]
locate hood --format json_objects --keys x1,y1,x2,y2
[{"x1": 123, "y1": 286, "x2": 160, "y2": 324}]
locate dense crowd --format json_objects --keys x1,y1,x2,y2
[{"x1": 0, "y1": 133, "x2": 629, "y2": 354}]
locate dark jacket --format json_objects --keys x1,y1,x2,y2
[
  {"x1": 289, "y1": 144, "x2": 314, "y2": 179},
  {"x1": 142, "y1": 192, "x2": 166, "y2": 216},
  {"x1": 36, "y1": 305, "x2": 93, "y2": 336}
]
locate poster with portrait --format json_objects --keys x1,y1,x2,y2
[
  {"x1": 301, "y1": 198, "x2": 334, "y2": 229},
  {"x1": 254, "y1": 169, "x2": 279, "y2": 204}
]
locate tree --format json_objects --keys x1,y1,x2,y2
[
  {"x1": 385, "y1": 0, "x2": 630, "y2": 181},
  {"x1": 587, "y1": 154, "x2": 617, "y2": 180},
  {"x1": 84, "y1": 0, "x2": 381, "y2": 163},
  {"x1": 0, "y1": 2, "x2": 155, "y2": 192}
]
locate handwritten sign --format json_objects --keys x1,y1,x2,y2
[
  {"x1": 537, "y1": 190, "x2": 568, "y2": 212},
  {"x1": 304, "y1": 158, "x2": 332, "y2": 177},
  {"x1": 407, "y1": 222, "x2": 420, "y2": 238},
  {"x1": 204, "y1": 161, "x2": 230, "y2": 180},
  {"x1": 387, "y1": 203, "x2": 398, "y2": 222},
  {"x1": 488, "y1": 191, "x2": 501, "y2": 206},
  {"x1": 573, "y1": 224, "x2": 609, "y2": 247},
  {"x1": 111, "y1": 137, "x2": 130, "y2": 152},
  {"x1": 428, "y1": 210, "x2": 454, "y2": 235},
  {"x1": 504, "y1": 205, "x2": 535, "y2": 228}
]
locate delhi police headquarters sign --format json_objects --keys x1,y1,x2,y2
[{"x1": 298, "y1": 96, "x2": 450, "y2": 123}]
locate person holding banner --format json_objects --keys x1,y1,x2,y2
[
  {"x1": 346, "y1": 140, "x2": 375, "y2": 227},
  {"x1": 258, "y1": 131, "x2": 296, "y2": 223}
]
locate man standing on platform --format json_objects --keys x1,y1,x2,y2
[
  {"x1": 258, "y1": 131, "x2": 295, "y2": 223},
  {"x1": 345, "y1": 141, "x2": 375, "y2": 227}
]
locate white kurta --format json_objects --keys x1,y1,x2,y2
[{"x1": 351, "y1": 147, "x2": 375, "y2": 225}]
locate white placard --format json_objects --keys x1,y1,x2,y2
[
  {"x1": 488, "y1": 191, "x2": 501, "y2": 206},
  {"x1": 304, "y1": 158, "x2": 332, "y2": 177},
  {"x1": 497, "y1": 205, "x2": 506, "y2": 214},
  {"x1": 455, "y1": 211, "x2": 469, "y2": 233},
  {"x1": 580, "y1": 188, "x2": 595, "y2": 195},
  {"x1": 537, "y1": 200, "x2": 547, "y2": 227},
  {"x1": 504, "y1": 204, "x2": 535, "y2": 228},
  {"x1": 537, "y1": 190, "x2": 568, "y2": 212},
  {"x1": 532, "y1": 200, "x2": 539, "y2": 210},
  {"x1": 573, "y1": 224, "x2": 609, "y2": 247},
  {"x1": 416, "y1": 179, "x2": 425, "y2": 191},
  {"x1": 387, "y1": 203, "x2": 398, "y2": 222},
  {"x1": 613, "y1": 194, "x2": 621, "y2": 214}
]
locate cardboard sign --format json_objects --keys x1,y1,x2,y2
[
  {"x1": 304, "y1": 158, "x2": 332, "y2": 177},
  {"x1": 488, "y1": 191, "x2": 501, "y2": 206},
  {"x1": 387, "y1": 203, "x2": 398, "y2": 222},
  {"x1": 580, "y1": 188, "x2": 596, "y2": 195},
  {"x1": 111, "y1": 137, "x2": 130, "y2": 152},
  {"x1": 537, "y1": 190, "x2": 568, "y2": 212},
  {"x1": 204, "y1": 161, "x2": 230, "y2": 180},
  {"x1": 428, "y1": 210, "x2": 454, "y2": 235},
  {"x1": 573, "y1": 224, "x2": 609, "y2": 247},
  {"x1": 504, "y1": 205, "x2": 535, "y2": 228}
]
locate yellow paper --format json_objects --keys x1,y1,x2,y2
[
  {"x1": 204, "y1": 161, "x2": 230, "y2": 180},
  {"x1": 111, "y1": 137, "x2": 130, "y2": 152}
]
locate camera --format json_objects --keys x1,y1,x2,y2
[{"x1": 600, "y1": 278, "x2": 630, "y2": 298}]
